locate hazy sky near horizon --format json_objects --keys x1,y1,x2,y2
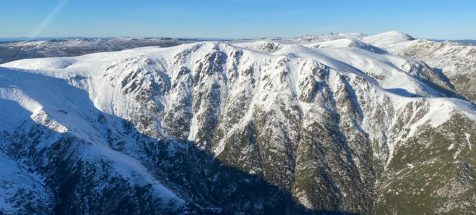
[{"x1": 1, "y1": 0, "x2": 475, "y2": 39}]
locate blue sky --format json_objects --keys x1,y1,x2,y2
[{"x1": 1, "y1": 0, "x2": 475, "y2": 39}]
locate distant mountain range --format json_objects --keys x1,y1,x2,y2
[{"x1": 0, "y1": 37, "x2": 204, "y2": 64}]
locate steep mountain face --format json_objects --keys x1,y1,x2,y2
[
  {"x1": 0, "y1": 152, "x2": 52, "y2": 214},
  {"x1": 1, "y1": 32, "x2": 476, "y2": 214}
]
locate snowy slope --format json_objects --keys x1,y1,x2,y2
[
  {"x1": 362, "y1": 33, "x2": 476, "y2": 102},
  {"x1": 295, "y1": 32, "x2": 367, "y2": 43},
  {"x1": 363, "y1": 31, "x2": 415, "y2": 47},
  {"x1": 0, "y1": 66, "x2": 185, "y2": 214},
  {"x1": 0, "y1": 152, "x2": 52, "y2": 214}
]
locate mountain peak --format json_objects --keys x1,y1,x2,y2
[{"x1": 363, "y1": 31, "x2": 415, "y2": 46}]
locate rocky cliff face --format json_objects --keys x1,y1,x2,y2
[{"x1": 1, "y1": 33, "x2": 476, "y2": 214}]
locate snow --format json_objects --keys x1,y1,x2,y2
[
  {"x1": 363, "y1": 31, "x2": 415, "y2": 47},
  {"x1": 303, "y1": 38, "x2": 385, "y2": 54},
  {"x1": 82, "y1": 144, "x2": 185, "y2": 205},
  {"x1": 3, "y1": 37, "x2": 475, "y2": 138},
  {"x1": 0, "y1": 67, "x2": 101, "y2": 139},
  {"x1": 1, "y1": 31, "x2": 476, "y2": 195},
  {"x1": 2, "y1": 37, "x2": 473, "y2": 130},
  {"x1": 389, "y1": 95, "x2": 476, "y2": 139},
  {"x1": 466, "y1": 133, "x2": 472, "y2": 150},
  {"x1": 0, "y1": 152, "x2": 51, "y2": 213},
  {"x1": 295, "y1": 32, "x2": 366, "y2": 43},
  {"x1": 0, "y1": 64, "x2": 185, "y2": 208}
]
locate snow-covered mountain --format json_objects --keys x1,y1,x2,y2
[
  {"x1": 1, "y1": 31, "x2": 476, "y2": 214},
  {"x1": 0, "y1": 37, "x2": 201, "y2": 64},
  {"x1": 375, "y1": 35, "x2": 476, "y2": 103}
]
